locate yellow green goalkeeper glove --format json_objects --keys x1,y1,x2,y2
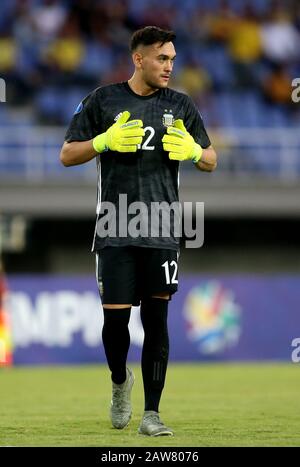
[
  {"x1": 162, "y1": 119, "x2": 203, "y2": 163},
  {"x1": 93, "y1": 110, "x2": 144, "y2": 153}
]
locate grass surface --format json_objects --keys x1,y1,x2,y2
[{"x1": 0, "y1": 363, "x2": 299, "y2": 447}]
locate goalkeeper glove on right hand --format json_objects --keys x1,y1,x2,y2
[{"x1": 93, "y1": 111, "x2": 144, "y2": 153}]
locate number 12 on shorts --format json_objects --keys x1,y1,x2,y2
[{"x1": 162, "y1": 260, "x2": 178, "y2": 285}]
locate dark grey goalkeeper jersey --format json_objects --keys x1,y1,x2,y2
[{"x1": 65, "y1": 82, "x2": 211, "y2": 252}]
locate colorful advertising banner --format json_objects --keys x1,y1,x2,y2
[{"x1": 6, "y1": 275, "x2": 300, "y2": 365}]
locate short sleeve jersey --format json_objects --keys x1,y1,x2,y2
[{"x1": 65, "y1": 82, "x2": 211, "y2": 252}]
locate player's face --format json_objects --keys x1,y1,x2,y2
[{"x1": 138, "y1": 42, "x2": 176, "y2": 89}]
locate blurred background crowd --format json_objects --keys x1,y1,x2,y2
[
  {"x1": 0, "y1": 0, "x2": 300, "y2": 276},
  {"x1": 0, "y1": 0, "x2": 300, "y2": 127}
]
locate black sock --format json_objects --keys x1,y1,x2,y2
[
  {"x1": 102, "y1": 307, "x2": 131, "y2": 384},
  {"x1": 140, "y1": 297, "x2": 169, "y2": 412}
]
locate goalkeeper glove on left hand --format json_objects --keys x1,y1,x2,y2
[
  {"x1": 162, "y1": 119, "x2": 203, "y2": 163},
  {"x1": 93, "y1": 110, "x2": 144, "y2": 153}
]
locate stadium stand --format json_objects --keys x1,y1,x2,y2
[{"x1": 0, "y1": 0, "x2": 300, "y2": 216}]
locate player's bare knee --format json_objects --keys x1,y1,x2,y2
[{"x1": 103, "y1": 304, "x2": 132, "y2": 309}]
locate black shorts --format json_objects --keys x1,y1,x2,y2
[{"x1": 95, "y1": 246, "x2": 179, "y2": 306}]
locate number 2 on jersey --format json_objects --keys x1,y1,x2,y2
[
  {"x1": 162, "y1": 260, "x2": 178, "y2": 285},
  {"x1": 138, "y1": 126, "x2": 155, "y2": 150}
]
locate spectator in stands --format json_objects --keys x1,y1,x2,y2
[
  {"x1": 176, "y1": 58, "x2": 212, "y2": 108},
  {"x1": 261, "y1": 63, "x2": 297, "y2": 115},
  {"x1": 44, "y1": 12, "x2": 85, "y2": 74},
  {"x1": 260, "y1": 0, "x2": 300, "y2": 66},
  {"x1": 0, "y1": 34, "x2": 17, "y2": 73},
  {"x1": 30, "y1": 0, "x2": 67, "y2": 42},
  {"x1": 227, "y1": 3, "x2": 262, "y2": 88},
  {"x1": 206, "y1": 0, "x2": 237, "y2": 44}
]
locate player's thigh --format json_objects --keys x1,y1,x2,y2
[
  {"x1": 139, "y1": 248, "x2": 179, "y2": 298},
  {"x1": 95, "y1": 247, "x2": 137, "y2": 305}
]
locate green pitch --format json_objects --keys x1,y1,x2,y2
[{"x1": 0, "y1": 363, "x2": 299, "y2": 447}]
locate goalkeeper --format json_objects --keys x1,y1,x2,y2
[{"x1": 60, "y1": 26, "x2": 217, "y2": 437}]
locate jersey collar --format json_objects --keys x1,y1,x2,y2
[{"x1": 123, "y1": 81, "x2": 161, "y2": 100}]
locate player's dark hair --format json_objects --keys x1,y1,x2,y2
[{"x1": 130, "y1": 26, "x2": 176, "y2": 52}]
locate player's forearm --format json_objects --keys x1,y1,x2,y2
[
  {"x1": 60, "y1": 140, "x2": 97, "y2": 167},
  {"x1": 194, "y1": 146, "x2": 217, "y2": 172}
]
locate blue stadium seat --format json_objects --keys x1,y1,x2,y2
[
  {"x1": 0, "y1": 106, "x2": 11, "y2": 125},
  {"x1": 35, "y1": 87, "x2": 63, "y2": 122},
  {"x1": 212, "y1": 92, "x2": 235, "y2": 127},
  {"x1": 268, "y1": 106, "x2": 290, "y2": 127},
  {"x1": 79, "y1": 41, "x2": 113, "y2": 78},
  {"x1": 197, "y1": 46, "x2": 233, "y2": 89}
]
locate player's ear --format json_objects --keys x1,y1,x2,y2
[{"x1": 132, "y1": 52, "x2": 143, "y2": 69}]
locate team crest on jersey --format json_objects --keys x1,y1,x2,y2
[{"x1": 162, "y1": 110, "x2": 174, "y2": 127}]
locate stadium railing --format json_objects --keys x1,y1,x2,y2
[{"x1": 0, "y1": 126, "x2": 299, "y2": 181}]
